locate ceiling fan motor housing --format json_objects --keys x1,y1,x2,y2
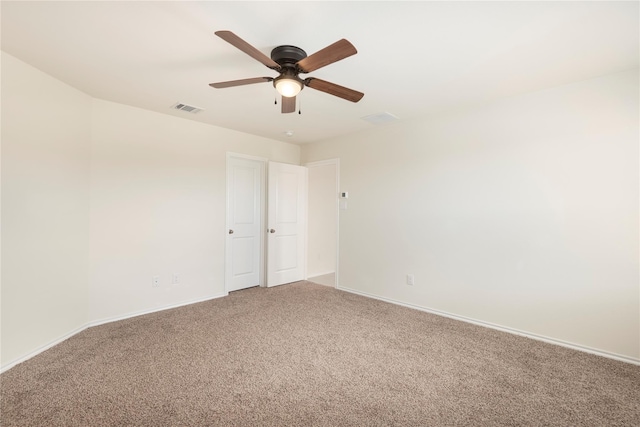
[
  {"x1": 271, "y1": 45, "x2": 307, "y2": 91},
  {"x1": 271, "y1": 45, "x2": 307, "y2": 67}
]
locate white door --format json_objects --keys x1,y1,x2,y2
[
  {"x1": 267, "y1": 162, "x2": 307, "y2": 287},
  {"x1": 226, "y1": 156, "x2": 265, "y2": 292}
]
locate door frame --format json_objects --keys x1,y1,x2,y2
[
  {"x1": 225, "y1": 152, "x2": 267, "y2": 294},
  {"x1": 304, "y1": 158, "x2": 340, "y2": 288}
]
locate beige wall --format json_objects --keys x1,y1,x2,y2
[
  {"x1": 302, "y1": 69, "x2": 640, "y2": 361},
  {"x1": 89, "y1": 100, "x2": 299, "y2": 323},
  {"x1": 1, "y1": 52, "x2": 301, "y2": 369},
  {"x1": 1, "y1": 53, "x2": 91, "y2": 366}
]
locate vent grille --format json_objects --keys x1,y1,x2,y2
[
  {"x1": 361, "y1": 112, "x2": 399, "y2": 125},
  {"x1": 171, "y1": 102, "x2": 204, "y2": 114}
]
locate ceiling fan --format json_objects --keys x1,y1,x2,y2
[{"x1": 209, "y1": 31, "x2": 364, "y2": 114}]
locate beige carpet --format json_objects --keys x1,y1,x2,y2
[{"x1": 1, "y1": 281, "x2": 639, "y2": 426}]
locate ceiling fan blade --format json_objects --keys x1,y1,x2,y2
[
  {"x1": 296, "y1": 39, "x2": 357, "y2": 73},
  {"x1": 209, "y1": 77, "x2": 273, "y2": 89},
  {"x1": 281, "y1": 96, "x2": 296, "y2": 114},
  {"x1": 215, "y1": 30, "x2": 280, "y2": 70},
  {"x1": 305, "y1": 78, "x2": 364, "y2": 103}
]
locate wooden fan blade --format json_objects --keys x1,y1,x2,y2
[
  {"x1": 281, "y1": 96, "x2": 296, "y2": 114},
  {"x1": 305, "y1": 78, "x2": 364, "y2": 102},
  {"x1": 215, "y1": 30, "x2": 280, "y2": 70},
  {"x1": 209, "y1": 77, "x2": 273, "y2": 88},
  {"x1": 297, "y1": 39, "x2": 357, "y2": 73}
]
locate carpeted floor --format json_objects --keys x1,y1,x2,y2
[{"x1": 1, "y1": 281, "x2": 639, "y2": 426}]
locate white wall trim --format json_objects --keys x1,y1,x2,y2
[
  {"x1": 0, "y1": 324, "x2": 88, "y2": 374},
  {"x1": 337, "y1": 285, "x2": 640, "y2": 366},
  {"x1": 307, "y1": 270, "x2": 336, "y2": 278},
  {"x1": 1, "y1": 293, "x2": 227, "y2": 374},
  {"x1": 88, "y1": 292, "x2": 227, "y2": 327},
  {"x1": 5, "y1": 284, "x2": 636, "y2": 373}
]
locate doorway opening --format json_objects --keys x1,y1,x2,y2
[
  {"x1": 305, "y1": 159, "x2": 339, "y2": 288},
  {"x1": 226, "y1": 154, "x2": 308, "y2": 293}
]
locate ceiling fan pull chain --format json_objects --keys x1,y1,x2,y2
[{"x1": 298, "y1": 96, "x2": 302, "y2": 114}]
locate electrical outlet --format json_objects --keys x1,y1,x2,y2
[
  {"x1": 152, "y1": 276, "x2": 160, "y2": 288},
  {"x1": 407, "y1": 274, "x2": 415, "y2": 286},
  {"x1": 171, "y1": 273, "x2": 179, "y2": 285}
]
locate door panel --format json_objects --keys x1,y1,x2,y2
[
  {"x1": 275, "y1": 235, "x2": 298, "y2": 270},
  {"x1": 232, "y1": 237, "x2": 255, "y2": 274},
  {"x1": 267, "y1": 162, "x2": 307, "y2": 287},
  {"x1": 226, "y1": 156, "x2": 264, "y2": 292}
]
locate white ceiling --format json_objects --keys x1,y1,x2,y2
[{"x1": 2, "y1": 1, "x2": 638, "y2": 144}]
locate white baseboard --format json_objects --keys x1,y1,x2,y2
[
  {"x1": 89, "y1": 293, "x2": 227, "y2": 327},
  {"x1": 5, "y1": 287, "x2": 636, "y2": 373},
  {"x1": 337, "y1": 285, "x2": 640, "y2": 366},
  {"x1": 0, "y1": 324, "x2": 87, "y2": 374},
  {"x1": 307, "y1": 271, "x2": 335, "y2": 279},
  {"x1": 1, "y1": 293, "x2": 227, "y2": 374}
]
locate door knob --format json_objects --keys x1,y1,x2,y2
[
  {"x1": 228, "y1": 229, "x2": 234, "y2": 234},
  {"x1": 269, "y1": 229, "x2": 276, "y2": 233}
]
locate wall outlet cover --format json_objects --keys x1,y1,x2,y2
[{"x1": 407, "y1": 274, "x2": 415, "y2": 286}]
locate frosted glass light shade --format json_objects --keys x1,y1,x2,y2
[{"x1": 275, "y1": 78, "x2": 303, "y2": 97}]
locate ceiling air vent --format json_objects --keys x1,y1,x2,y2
[
  {"x1": 361, "y1": 112, "x2": 399, "y2": 125},
  {"x1": 171, "y1": 102, "x2": 204, "y2": 114}
]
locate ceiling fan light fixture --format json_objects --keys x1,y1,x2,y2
[{"x1": 275, "y1": 78, "x2": 303, "y2": 97}]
